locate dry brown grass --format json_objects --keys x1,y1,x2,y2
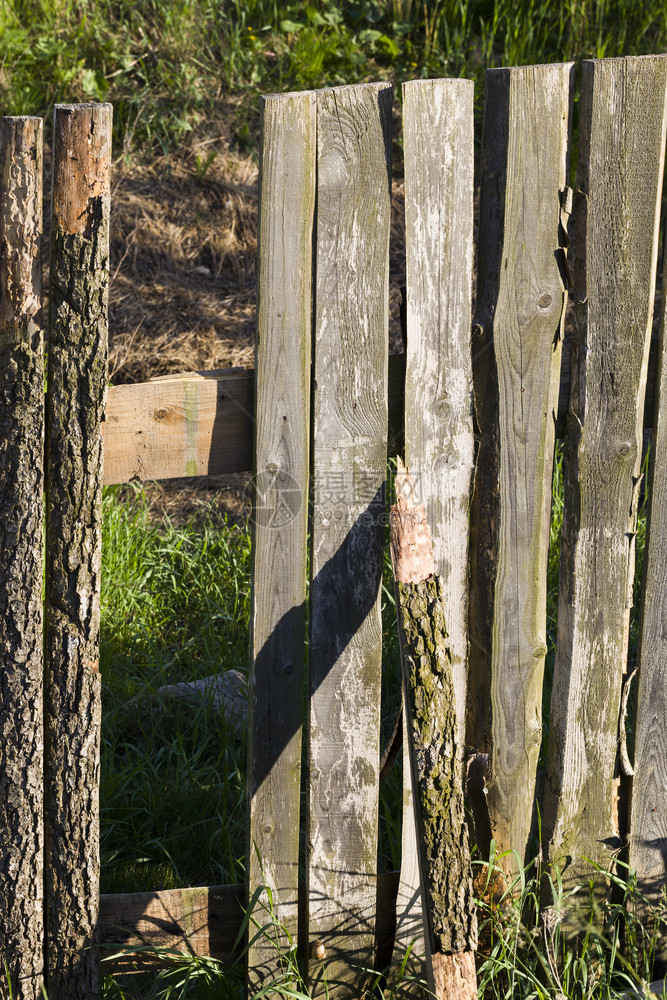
[{"x1": 103, "y1": 125, "x2": 406, "y2": 521}]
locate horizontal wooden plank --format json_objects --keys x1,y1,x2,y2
[
  {"x1": 102, "y1": 370, "x2": 254, "y2": 484},
  {"x1": 99, "y1": 873, "x2": 399, "y2": 970},
  {"x1": 102, "y1": 344, "x2": 659, "y2": 486}
]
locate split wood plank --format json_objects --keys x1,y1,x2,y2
[
  {"x1": 0, "y1": 115, "x2": 45, "y2": 1000},
  {"x1": 45, "y1": 102, "x2": 112, "y2": 1000},
  {"x1": 247, "y1": 91, "x2": 316, "y2": 990},
  {"x1": 467, "y1": 63, "x2": 573, "y2": 868},
  {"x1": 393, "y1": 77, "x2": 475, "y2": 987},
  {"x1": 308, "y1": 82, "x2": 392, "y2": 998},
  {"x1": 543, "y1": 55, "x2": 667, "y2": 890},
  {"x1": 391, "y1": 703, "x2": 429, "y2": 993},
  {"x1": 629, "y1": 237, "x2": 667, "y2": 908}
]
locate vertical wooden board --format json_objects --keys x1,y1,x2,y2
[
  {"x1": 247, "y1": 91, "x2": 316, "y2": 989},
  {"x1": 403, "y1": 78, "x2": 474, "y2": 751},
  {"x1": 308, "y1": 82, "x2": 391, "y2": 997},
  {"x1": 543, "y1": 56, "x2": 667, "y2": 889},
  {"x1": 394, "y1": 77, "x2": 474, "y2": 983},
  {"x1": 468, "y1": 64, "x2": 573, "y2": 868},
  {"x1": 0, "y1": 116, "x2": 45, "y2": 1000},
  {"x1": 629, "y1": 249, "x2": 667, "y2": 908},
  {"x1": 45, "y1": 103, "x2": 112, "y2": 1000},
  {"x1": 391, "y1": 708, "x2": 428, "y2": 993}
]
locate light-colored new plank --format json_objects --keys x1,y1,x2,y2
[
  {"x1": 98, "y1": 873, "x2": 401, "y2": 969},
  {"x1": 99, "y1": 884, "x2": 244, "y2": 968},
  {"x1": 308, "y1": 82, "x2": 392, "y2": 998},
  {"x1": 629, "y1": 242, "x2": 667, "y2": 907},
  {"x1": 102, "y1": 371, "x2": 253, "y2": 483},
  {"x1": 247, "y1": 90, "x2": 316, "y2": 990},
  {"x1": 469, "y1": 63, "x2": 573, "y2": 869},
  {"x1": 543, "y1": 55, "x2": 667, "y2": 891}
]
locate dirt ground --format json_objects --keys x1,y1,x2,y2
[{"x1": 106, "y1": 114, "x2": 407, "y2": 523}]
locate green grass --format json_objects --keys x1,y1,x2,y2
[
  {"x1": 94, "y1": 449, "x2": 658, "y2": 998},
  {"x1": 100, "y1": 486, "x2": 251, "y2": 893},
  {"x1": 2, "y1": 0, "x2": 667, "y2": 154}
]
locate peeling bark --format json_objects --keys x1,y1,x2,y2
[
  {"x1": 390, "y1": 465, "x2": 477, "y2": 1000},
  {"x1": 45, "y1": 103, "x2": 111, "y2": 1000}
]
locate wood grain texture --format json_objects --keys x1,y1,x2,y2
[
  {"x1": 102, "y1": 371, "x2": 253, "y2": 483},
  {"x1": 247, "y1": 91, "x2": 316, "y2": 990},
  {"x1": 629, "y1": 233, "x2": 667, "y2": 908},
  {"x1": 99, "y1": 343, "x2": 667, "y2": 487},
  {"x1": 395, "y1": 80, "x2": 474, "y2": 984},
  {"x1": 543, "y1": 56, "x2": 667, "y2": 889},
  {"x1": 308, "y1": 82, "x2": 391, "y2": 998},
  {"x1": 98, "y1": 874, "x2": 400, "y2": 969},
  {"x1": 391, "y1": 706, "x2": 428, "y2": 993},
  {"x1": 99, "y1": 884, "x2": 245, "y2": 969},
  {"x1": 402, "y1": 77, "x2": 474, "y2": 745},
  {"x1": 45, "y1": 103, "x2": 112, "y2": 1000},
  {"x1": 0, "y1": 115, "x2": 45, "y2": 1000},
  {"x1": 468, "y1": 63, "x2": 573, "y2": 868}
]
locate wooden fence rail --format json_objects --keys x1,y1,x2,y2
[{"x1": 3, "y1": 52, "x2": 667, "y2": 1000}]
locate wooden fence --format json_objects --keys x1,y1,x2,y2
[{"x1": 2, "y1": 53, "x2": 667, "y2": 1000}]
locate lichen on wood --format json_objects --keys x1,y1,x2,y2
[{"x1": 395, "y1": 576, "x2": 477, "y2": 958}]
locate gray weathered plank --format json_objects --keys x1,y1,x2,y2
[
  {"x1": 629, "y1": 238, "x2": 667, "y2": 906},
  {"x1": 393, "y1": 77, "x2": 475, "y2": 985},
  {"x1": 391, "y1": 702, "x2": 428, "y2": 993},
  {"x1": 45, "y1": 102, "x2": 112, "y2": 1000},
  {"x1": 247, "y1": 90, "x2": 316, "y2": 990},
  {"x1": 308, "y1": 81, "x2": 391, "y2": 997},
  {"x1": 0, "y1": 115, "x2": 45, "y2": 1000},
  {"x1": 468, "y1": 63, "x2": 573, "y2": 869},
  {"x1": 543, "y1": 56, "x2": 667, "y2": 890}
]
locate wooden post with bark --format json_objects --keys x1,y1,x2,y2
[
  {"x1": 390, "y1": 461, "x2": 477, "y2": 1000},
  {"x1": 45, "y1": 103, "x2": 112, "y2": 1000},
  {"x1": 0, "y1": 115, "x2": 45, "y2": 1000}
]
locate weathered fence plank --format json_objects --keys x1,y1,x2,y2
[
  {"x1": 467, "y1": 63, "x2": 573, "y2": 868},
  {"x1": 629, "y1": 247, "x2": 667, "y2": 907},
  {"x1": 307, "y1": 81, "x2": 391, "y2": 997},
  {"x1": 543, "y1": 56, "x2": 667, "y2": 889},
  {"x1": 45, "y1": 103, "x2": 112, "y2": 999},
  {"x1": 393, "y1": 77, "x2": 475, "y2": 986},
  {"x1": 0, "y1": 115, "x2": 45, "y2": 1000},
  {"x1": 391, "y1": 703, "x2": 428, "y2": 991},
  {"x1": 247, "y1": 90, "x2": 316, "y2": 989}
]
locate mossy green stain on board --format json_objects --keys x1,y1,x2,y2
[{"x1": 184, "y1": 381, "x2": 199, "y2": 476}]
